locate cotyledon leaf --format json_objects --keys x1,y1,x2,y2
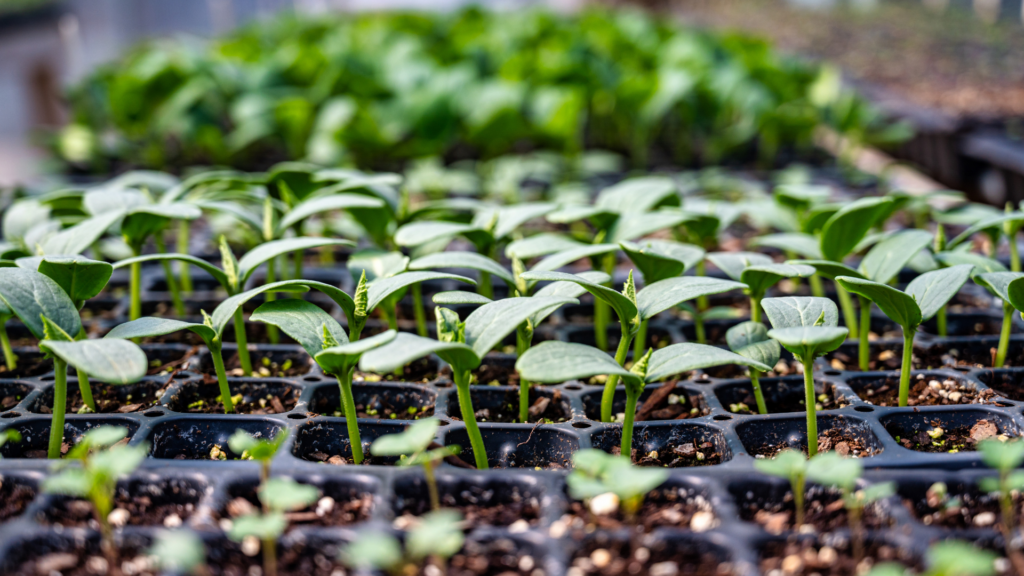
[
  {"x1": 112, "y1": 253, "x2": 229, "y2": 289},
  {"x1": 819, "y1": 196, "x2": 894, "y2": 262},
  {"x1": 595, "y1": 176, "x2": 678, "y2": 213},
  {"x1": 28, "y1": 256, "x2": 113, "y2": 303},
  {"x1": 359, "y1": 332, "x2": 480, "y2": 373},
  {"x1": 519, "y1": 271, "x2": 636, "y2": 323},
  {"x1": 278, "y1": 193, "x2": 385, "y2": 231},
  {"x1": 533, "y1": 271, "x2": 611, "y2": 298},
  {"x1": 646, "y1": 343, "x2": 772, "y2": 382},
  {"x1": 250, "y1": 299, "x2": 349, "y2": 358},
  {"x1": 105, "y1": 317, "x2": 216, "y2": 343},
  {"x1": 395, "y1": 221, "x2": 482, "y2": 248},
  {"x1": 750, "y1": 233, "x2": 822, "y2": 259},
  {"x1": 789, "y1": 260, "x2": 865, "y2": 281},
  {"x1": 975, "y1": 272, "x2": 1024, "y2": 302},
  {"x1": 0, "y1": 267, "x2": 81, "y2": 339},
  {"x1": 761, "y1": 296, "x2": 839, "y2": 329},
  {"x1": 935, "y1": 251, "x2": 1006, "y2": 274},
  {"x1": 607, "y1": 210, "x2": 691, "y2": 243},
  {"x1": 904, "y1": 264, "x2": 974, "y2": 321},
  {"x1": 474, "y1": 202, "x2": 557, "y2": 240},
  {"x1": 706, "y1": 252, "x2": 773, "y2": 282},
  {"x1": 237, "y1": 237, "x2": 353, "y2": 287},
  {"x1": 516, "y1": 341, "x2": 639, "y2": 384},
  {"x1": 464, "y1": 296, "x2": 578, "y2": 358},
  {"x1": 835, "y1": 277, "x2": 922, "y2": 329},
  {"x1": 40, "y1": 339, "x2": 147, "y2": 384},
  {"x1": 620, "y1": 240, "x2": 704, "y2": 283},
  {"x1": 1008, "y1": 276, "x2": 1024, "y2": 313},
  {"x1": 315, "y1": 330, "x2": 398, "y2": 376},
  {"x1": 408, "y1": 252, "x2": 514, "y2": 287},
  {"x1": 367, "y1": 272, "x2": 475, "y2": 312},
  {"x1": 529, "y1": 243, "x2": 619, "y2": 273},
  {"x1": 213, "y1": 280, "x2": 356, "y2": 337},
  {"x1": 726, "y1": 321, "x2": 781, "y2": 368},
  {"x1": 636, "y1": 276, "x2": 747, "y2": 320},
  {"x1": 766, "y1": 326, "x2": 850, "y2": 359},
  {"x1": 858, "y1": 229, "x2": 933, "y2": 284},
  {"x1": 948, "y1": 212, "x2": 1024, "y2": 249},
  {"x1": 505, "y1": 233, "x2": 586, "y2": 260},
  {"x1": 40, "y1": 211, "x2": 125, "y2": 256},
  {"x1": 740, "y1": 264, "x2": 815, "y2": 297},
  {"x1": 432, "y1": 291, "x2": 493, "y2": 305}
]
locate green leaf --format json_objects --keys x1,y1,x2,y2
[
  {"x1": 857, "y1": 481, "x2": 896, "y2": 505},
  {"x1": 977, "y1": 438, "x2": 1024, "y2": 472},
  {"x1": 32, "y1": 256, "x2": 113, "y2": 303},
  {"x1": 751, "y1": 233, "x2": 822, "y2": 259},
  {"x1": 465, "y1": 296, "x2": 577, "y2": 357},
  {"x1": 619, "y1": 240, "x2": 704, "y2": 283},
  {"x1": 974, "y1": 272, "x2": 1024, "y2": 302},
  {"x1": 395, "y1": 221, "x2": 483, "y2": 248},
  {"x1": 546, "y1": 205, "x2": 616, "y2": 226},
  {"x1": 228, "y1": 512, "x2": 287, "y2": 541},
  {"x1": 533, "y1": 271, "x2": 611, "y2": 298},
  {"x1": 596, "y1": 176, "x2": 678, "y2": 213},
  {"x1": 789, "y1": 260, "x2": 865, "y2": 281},
  {"x1": 41, "y1": 339, "x2": 147, "y2": 384},
  {"x1": 516, "y1": 341, "x2": 640, "y2": 385},
  {"x1": 370, "y1": 418, "x2": 440, "y2": 456},
  {"x1": 905, "y1": 264, "x2": 974, "y2": 321},
  {"x1": 820, "y1": 197, "x2": 894, "y2": 262},
  {"x1": 775, "y1": 184, "x2": 831, "y2": 211},
  {"x1": 213, "y1": 280, "x2": 356, "y2": 338},
  {"x1": 3, "y1": 200, "x2": 50, "y2": 244},
  {"x1": 237, "y1": 237, "x2": 353, "y2": 287},
  {"x1": 859, "y1": 229, "x2": 934, "y2": 284},
  {"x1": 601, "y1": 458, "x2": 669, "y2": 502},
  {"x1": 806, "y1": 451, "x2": 861, "y2": 491},
  {"x1": 112, "y1": 253, "x2": 229, "y2": 289},
  {"x1": 646, "y1": 343, "x2": 772, "y2": 381},
  {"x1": 42, "y1": 468, "x2": 92, "y2": 497},
  {"x1": 121, "y1": 204, "x2": 202, "y2": 245},
  {"x1": 105, "y1": 317, "x2": 216, "y2": 344},
  {"x1": 432, "y1": 291, "x2": 492, "y2": 305},
  {"x1": 935, "y1": 251, "x2": 1007, "y2": 274},
  {"x1": 260, "y1": 478, "x2": 319, "y2": 512},
  {"x1": 835, "y1": 276, "x2": 921, "y2": 329},
  {"x1": 228, "y1": 429, "x2": 287, "y2": 462},
  {"x1": 347, "y1": 249, "x2": 408, "y2": 282},
  {"x1": 149, "y1": 530, "x2": 206, "y2": 574},
  {"x1": 505, "y1": 233, "x2": 586, "y2": 260},
  {"x1": 278, "y1": 193, "x2": 385, "y2": 231},
  {"x1": 409, "y1": 251, "x2": 514, "y2": 287},
  {"x1": 948, "y1": 212, "x2": 1024, "y2": 249},
  {"x1": 406, "y1": 510, "x2": 465, "y2": 561},
  {"x1": 608, "y1": 211, "x2": 691, "y2": 243},
  {"x1": 0, "y1": 268, "x2": 81, "y2": 339},
  {"x1": 530, "y1": 244, "x2": 619, "y2": 273},
  {"x1": 761, "y1": 296, "x2": 839, "y2": 329},
  {"x1": 726, "y1": 321, "x2": 781, "y2": 368},
  {"x1": 340, "y1": 533, "x2": 402, "y2": 571},
  {"x1": 250, "y1": 299, "x2": 349, "y2": 358},
  {"x1": 367, "y1": 271, "x2": 475, "y2": 313},
  {"x1": 767, "y1": 326, "x2": 849, "y2": 359},
  {"x1": 926, "y1": 541, "x2": 997, "y2": 576},
  {"x1": 754, "y1": 449, "x2": 807, "y2": 480},
  {"x1": 41, "y1": 211, "x2": 125, "y2": 256},
  {"x1": 520, "y1": 271, "x2": 635, "y2": 323},
  {"x1": 740, "y1": 264, "x2": 816, "y2": 298},
  {"x1": 636, "y1": 276, "x2": 747, "y2": 320},
  {"x1": 474, "y1": 202, "x2": 557, "y2": 240},
  {"x1": 706, "y1": 251, "x2": 773, "y2": 281},
  {"x1": 81, "y1": 425, "x2": 129, "y2": 449},
  {"x1": 315, "y1": 330, "x2": 398, "y2": 376},
  {"x1": 359, "y1": 332, "x2": 479, "y2": 374}
]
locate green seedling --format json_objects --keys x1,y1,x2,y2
[
  {"x1": 762, "y1": 297, "x2": 849, "y2": 456},
  {"x1": 107, "y1": 279, "x2": 354, "y2": 415},
  {"x1": 114, "y1": 235, "x2": 352, "y2": 375},
  {"x1": 0, "y1": 429, "x2": 21, "y2": 455},
  {"x1": 359, "y1": 295, "x2": 582, "y2": 469},
  {"x1": 836, "y1": 265, "x2": 974, "y2": 407},
  {"x1": 755, "y1": 450, "x2": 809, "y2": 526},
  {"x1": 228, "y1": 429, "x2": 289, "y2": 484},
  {"x1": 228, "y1": 477, "x2": 319, "y2": 576},
  {"x1": 339, "y1": 510, "x2": 465, "y2": 576},
  {"x1": 0, "y1": 268, "x2": 148, "y2": 458},
  {"x1": 520, "y1": 269, "x2": 745, "y2": 423},
  {"x1": 517, "y1": 341, "x2": 769, "y2": 458},
  {"x1": 149, "y1": 530, "x2": 207, "y2": 576},
  {"x1": 867, "y1": 540, "x2": 997, "y2": 576},
  {"x1": 726, "y1": 321, "x2": 781, "y2": 414},
  {"x1": 42, "y1": 426, "x2": 148, "y2": 563},
  {"x1": 977, "y1": 438, "x2": 1024, "y2": 570},
  {"x1": 943, "y1": 206, "x2": 1024, "y2": 269},
  {"x1": 707, "y1": 252, "x2": 815, "y2": 323},
  {"x1": 371, "y1": 418, "x2": 461, "y2": 510},
  {"x1": 566, "y1": 448, "x2": 668, "y2": 522},
  {"x1": 807, "y1": 451, "x2": 895, "y2": 561},
  {"x1": 974, "y1": 272, "x2": 1024, "y2": 367}
]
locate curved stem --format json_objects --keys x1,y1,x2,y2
[
  {"x1": 338, "y1": 367, "x2": 363, "y2": 464},
  {"x1": 265, "y1": 258, "x2": 279, "y2": 344},
  {"x1": 633, "y1": 319, "x2": 648, "y2": 361},
  {"x1": 750, "y1": 295, "x2": 762, "y2": 323},
  {"x1": 233, "y1": 307, "x2": 252, "y2": 376},
  {"x1": 997, "y1": 303, "x2": 1013, "y2": 368},
  {"x1": 177, "y1": 220, "x2": 192, "y2": 292},
  {"x1": 809, "y1": 274, "x2": 824, "y2": 298},
  {"x1": 898, "y1": 328, "x2": 915, "y2": 407},
  {"x1": 621, "y1": 388, "x2": 639, "y2": 459},
  {"x1": 600, "y1": 318, "x2": 633, "y2": 423},
  {"x1": 129, "y1": 258, "x2": 142, "y2": 322},
  {"x1": 750, "y1": 370, "x2": 768, "y2": 415},
  {"x1": 0, "y1": 323, "x2": 17, "y2": 371},
  {"x1": 154, "y1": 234, "x2": 185, "y2": 316},
  {"x1": 836, "y1": 283, "x2": 858, "y2": 339},
  {"x1": 47, "y1": 358, "x2": 68, "y2": 459},
  {"x1": 802, "y1": 354, "x2": 818, "y2": 457},
  {"x1": 516, "y1": 324, "x2": 532, "y2": 423},
  {"x1": 208, "y1": 341, "x2": 235, "y2": 414},
  {"x1": 455, "y1": 368, "x2": 488, "y2": 470},
  {"x1": 412, "y1": 283, "x2": 428, "y2": 337},
  {"x1": 76, "y1": 367, "x2": 95, "y2": 413},
  {"x1": 424, "y1": 460, "x2": 440, "y2": 511},
  {"x1": 858, "y1": 296, "x2": 871, "y2": 372},
  {"x1": 478, "y1": 271, "x2": 493, "y2": 299}
]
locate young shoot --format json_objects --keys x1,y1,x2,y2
[
  {"x1": 977, "y1": 438, "x2": 1024, "y2": 570},
  {"x1": 726, "y1": 321, "x2": 781, "y2": 414},
  {"x1": 566, "y1": 448, "x2": 668, "y2": 522},
  {"x1": 836, "y1": 265, "x2": 974, "y2": 407},
  {"x1": 228, "y1": 428, "x2": 289, "y2": 484},
  {"x1": 974, "y1": 272, "x2": 1024, "y2": 367},
  {"x1": 229, "y1": 477, "x2": 319, "y2": 576},
  {"x1": 42, "y1": 426, "x2": 148, "y2": 563},
  {"x1": 371, "y1": 418, "x2": 460, "y2": 511},
  {"x1": 149, "y1": 530, "x2": 207, "y2": 576},
  {"x1": 754, "y1": 450, "x2": 809, "y2": 527},
  {"x1": 762, "y1": 297, "x2": 849, "y2": 456}
]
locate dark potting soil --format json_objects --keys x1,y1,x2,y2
[
  {"x1": 316, "y1": 394, "x2": 436, "y2": 420},
  {"x1": 570, "y1": 538, "x2": 732, "y2": 576},
  {"x1": 725, "y1": 383, "x2": 845, "y2": 415},
  {"x1": 395, "y1": 485, "x2": 541, "y2": 528},
  {"x1": 853, "y1": 374, "x2": 997, "y2": 407},
  {"x1": 36, "y1": 379, "x2": 173, "y2": 415},
  {"x1": 904, "y1": 482, "x2": 1010, "y2": 530},
  {"x1": 449, "y1": 388, "x2": 570, "y2": 424},
  {"x1": 610, "y1": 443, "x2": 724, "y2": 468},
  {"x1": 759, "y1": 540, "x2": 916, "y2": 576},
  {"x1": 354, "y1": 357, "x2": 438, "y2": 384},
  {"x1": 177, "y1": 377, "x2": 299, "y2": 414},
  {"x1": 633, "y1": 381, "x2": 709, "y2": 421},
  {"x1": 0, "y1": 356, "x2": 52, "y2": 378},
  {"x1": 9, "y1": 547, "x2": 156, "y2": 576},
  {"x1": 974, "y1": 369, "x2": 1024, "y2": 402},
  {"x1": 223, "y1": 352, "x2": 309, "y2": 378},
  {"x1": 890, "y1": 419, "x2": 1007, "y2": 453},
  {"x1": 737, "y1": 486, "x2": 890, "y2": 534},
  {"x1": 562, "y1": 489, "x2": 717, "y2": 532},
  {"x1": 304, "y1": 451, "x2": 398, "y2": 467},
  {"x1": 220, "y1": 488, "x2": 372, "y2": 528},
  {"x1": 41, "y1": 493, "x2": 197, "y2": 529},
  {"x1": 698, "y1": 357, "x2": 801, "y2": 380},
  {"x1": 0, "y1": 479, "x2": 34, "y2": 522},
  {"x1": 756, "y1": 428, "x2": 882, "y2": 459}
]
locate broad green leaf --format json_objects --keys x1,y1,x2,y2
[
  {"x1": 465, "y1": 296, "x2": 577, "y2": 357},
  {"x1": 596, "y1": 176, "x2": 678, "y2": 213},
  {"x1": 0, "y1": 268, "x2": 80, "y2": 339},
  {"x1": 105, "y1": 317, "x2": 216, "y2": 343},
  {"x1": 41, "y1": 211, "x2": 125, "y2": 256},
  {"x1": 806, "y1": 452, "x2": 861, "y2": 491},
  {"x1": 620, "y1": 240, "x2": 704, "y2": 283},
  {"x1": 42, "y1": 468, "x2": 92, "y2": 497},
  {"x1": 1007, "y1": 277, "x2": 1024, "y2": 312},
  {"x1": 32, "y1": 256, "x2": 113, "y2": 303},
  {"x1": 775, "y1": 184, "x2": 830, "y2": 211},
  {"x1": 213, "y1": 280, "x2": 356, "y2": 336},
  {"x1": 790, "y1": 260, "x2": 865, "y2": 281},
  {"x1": 367, "y1": 271, "x2": 475, "y2": 312},
  {"x1": 836, "y1": 277, "x2": 921, "y2": 329},
  {"x1": 359, "y1": 332, "x2": 479, "y2": 373},
  {"x1": 533, "y1": 271, "x2": 611, "y2": 298},
  {"x1": 315, "y1": 330, "x2": 398, "y2": 375},
  {"x1": 636, "y1": 276, "x2": 747, "y2": 320},
  {"x1": 90, "y1": 444, "x2": 147, "y2": 477},
  {"x1": 948, "y1": 212, "x2": 1024, "y2": 249},
  {"x1": 741, "y1": 264, "x2": 816, "y2": 297},
  {"x1": 926, "y1": 541, "x2": 997, "y2": 576},
  {"x1": 519, "y1": 271, "x2": 636, "y2": 323},
  {"x1": 859, "y1": 229, "x2": 933, "y2": 283},
  {"x1": 755, "y1": 449, "x2": 806, "y2": 478},
  {"x1": 122, "y1": 203, "x2": 202, "y2": 241},
  {"x1": 41, "y1": 339, "x2": 147, "y2": 384},
  {"x1": 260, "y1": 478, "x2": 319, "y2": 512},
  {"x1": 505, "y1": 233, "x2": 586, "y2": 260},
  {"x1": 766, "y1": 326, "x2": 849, "y2": 359},
  {"x1": 432, "y1": 291, "x2": 492, "y2": 305},
  {"x1": 516, "y1": 341, "x2": 639, "y2": 385},
  {"x1": 601, "y1": 458, "x2": 669, "y2": 501},
  {"x1": 409, "y1": 252, "x2": 514, "y2": 287},
  {"x1": 974, "y1": 272, "x2": 1024, "y2": 302},
  {"x1": 726, "y1": 321, "x2": 781, "y2": 368},
  {"x1": 706, "y1": 251, "x2": 773, "y2": 281},
  {"x1": 761, "y1": 296, "x2": 839, "y2": 328},
  {"x1": 905, "y1": 264, "x2": 974, "y2": 321},
  {"x1": 196, "y1": 200, "x2": 264, "y2": 235},
  {"x1": 229, "y1": 512, "x2": 287, "y2": 541},
  {"x1": 3, "y1": 200, "x2": 50, "y2": 243},
  {"x1": 80, "y1": 425, "x2": 129, "y2": 449},
  {"x1": 278, "y1": 193, "x2": 385, "y2": 231},
  {"x1": 751, "y1": 233, "x2": 822, "y2": 259},
  {"x1": 149, "y1": 531, "x2": 206, "y2": 574},
  {"x1": 112, "y1": 253, "x2": 229, "y2": 289},
  {"x1": 608, "y1": 211, "x2": 691, "y2": 243},
  {"x1": 237, "y1": 237, "x2": 353, "y2": 287},
  {"x1": 340, "y1": 533, "x2": 403, "y2": 571},
  {"x1": 978, "y1": 438, "x2": 1024, "y2": 471},
  {"x1": 370, "y1": 418, "x2": 440, "y2": 456},
  {"x1": 646, "y1": 343, "x2": 772, "y2": 381},
  {"x1": 473, "y1": 202, "x2": 557, "y2": 240},
  {"x1": 348, "y1": 249, "x2": 408, "y2": 281},
  {"x1": 546, "y1": 205, "x2": 616, "y2": 225},
  {"x1": 935, "y1": 251, "x2": 1006, "y2": 273},
  {"x1": 250, "y1": 299, "x2": 349, "y2": 358},
  {"x1": 531, "y1": 243, "x2": 618, "y2": 273},
  {"x1": 819, "y1": 197, "x2": 894, "y2": 262},
  {"x1": 406, "y1": 510, "x2": 464, "y2": 561},
  {"x1": 395, "y1": 221, "x2": 482, "y2": 248}
]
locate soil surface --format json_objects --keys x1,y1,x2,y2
[
  {"x1": 354, "y1": 357, "x2": 438, "y2": 384},
  {"x1": 0, "y1": 479, "x2": 35, "y2": 522},
  {"x1": 395, "y1": 484, "x2": 541, "y2": 528},
  {"x1": 40, "y1": 490, "x2": 198, "y2": 528},
  {"x1": 570, "y1": 538, "x2": 732, "y2": 576},
  {"x1": 904, "y1": 482, "x2": 1011, "y2": 529},
  {"x1": 890, "y1": 419, "x2": 1007, "y2": 453},
  {"x1": 759, "y1": 539, "x2": 916, "y2": 576},
  {"x1": 725, "y1": 382, "x2": 845, "y2": 415},
  {"x1": 173, "y1": 378, "x2": 299, "y2": 414},
  {"x1": 562, "y1": 488, "x2": 717, "y2": 532},
  {"x1": 756, "y1": 428, "x2": 882, "y2": 459},
  {"x1": 220, "y1": 487, "x2": 372, "y2": 528},
  {"x1": 449, "y1": 388, "x2": 570, "y2": 424},
  {"x1": 610, "y1": 442, "x2": 723, "y2": 468},
  {"x1": 853, "y1": 374, "x2": 997, "y2": 407},
  {"x1": 0, "y1": 355, "x2": 52, "y2": 378},
  {"x1": 315, "y1": 394, "x2": 436, "y2": 420},
  {"x1": 35, "y1": 379, "x2": 174, "y2": 415},
  {"x1": 737, "y1": 486, "x2": 890, "y2": 534},
  {"x1": 222, "y1": 351, "x2": 310, "y2": 378},
  {"x1": 633, "y1": 381, "x2": 709, "y2": 421}
]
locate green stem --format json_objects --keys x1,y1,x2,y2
[
  {"x1": 621, "y1": 389, "x2": 639, "y2": 459},
  {"x1": 898, "y1": 328, "x2": 915, "y2": 407},
  {"x1": 600, "y1": 318, "x2": 633, "y2": 423},
  {"x1": 129, "y1": 257, "x2": 142, "y2": 322},
  {"x1": 0, "y1": 323, "x2": 17, "y2": 371},
  {"x1": 836, "y1": 283, "x2": 858, "y2": 339},
  {"x1": 455, "y1": 369, "x2": 488, "y2": 470},
  {"x1": 1012, "y1": 233, "x2": 1021, "y2": 273},
  {"x1": 937, "y1": 305, "x2": 947, "y2": 337},
  {"x1": 339, "y1": 367, "x2": 363, "y2": 464},
  {"x1": 76, "y1": 367, "x2": 95, "y2": 413},
  {"x1": 412, "y1": 283, "x2": 428, "y2": 337},
  {"x1": 997, "y1": 302, "x2": 1013, "y2": 368},
  {"x1": 633, "y1": 319, "x2": 648, "y2": 361},
  {"x1": 850, "y1": 502, "x2": 864, "y2": 562},
  {"x1": 292, "y1": 249, "x2": 303, "y2": 280},
  {"x1": 516, "y1": 325, "x2": 532, "y2": 423},
  {"x1": 859, "y1": 296, "x2": 871, "y2": 372},
  {"x1": 209, "y1": 341, "x2": 235, "y2": 413},
  {"x1": 478, "y1": 271, "x2": 493, "y2": 299},
  {"x1": 424, "y1": 460, "x2": 440, "y2": 511},
  {"x1": 594, "y1": 253, "x2": 615, "y2": 352},
  {"x1": 48, "y1": 358, "x2": 68, "y2": 459},
  {"x1": 177, "y1": 220, "x2": 192, "y2": 292},
  {"x1": 750, "y1": 370, "x2": 768, "y2": 415},
  {"x1": 233, "y1": 308, "x2": 252, "y2": 376},
  {"x1": 695, "y1": 260, "x2": 707, "y2": 344},
  {"x1": 154, "y1": 235, "x2": 185, "y2": 317},
  {"x1": 265, "y1": 258, "x2": 279, "y2": 344},
  {"x1": 809, "y1": 274, "x2": 824, "y2": 298},
  {"x1": 263, "y1": 537, "x2": 277, "y2": 576},
  {"x1": 793, "y1": 474, "x2": 806, "y2": 527},
  {"x1": 802, "y1": 354, "x2": 818, "y2": 457},
  {"x1": 383, "y1": 305, "x2": 398, "y2": 331},
  {"x1": 750, "y1": 295, "x2": 762, "y2": 323}
]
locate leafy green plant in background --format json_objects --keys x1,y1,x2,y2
[
  {"x1": 836, "y1": 265, "x2": 973, "y2": 406},
  {"x1": 867, "y1": 541, "x2": 996, "y2": 576},
  {"x1": 229, "y1": 477, "x2": 319, "y2": 576},
  {"x1": 371, "y1": 418, "x2": 460, "y2": 510},
  {"x1": 706, "y1": 252, "x2": 815, "y2": 322},
  {"x1": 566, "y1": 449, "x2": 668, "y2": 522}
]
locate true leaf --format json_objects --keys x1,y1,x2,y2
[
  {"x1": 250, "y1": 299, "x2": 349, "y2": 357},
  {"x1": 636, "y1": 276, "x2": 747, "y2": 320},
  {"x1": 40, "y1": 339, "x2": 147, "y2": 384},
  {"x1": 516, "y1": 341, "x2": 639, "y2": 384},
  {"x1": 0, "y1": 267, "x2": 81, "y2": 339},
  {"x1": 761, "y1": 296, "x2": 839, "y2": 329},
  {"x1": 904, "y1": 264, "x2": 974, "y2": 321}
]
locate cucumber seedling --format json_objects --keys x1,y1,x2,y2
[
  {"x1": 228, "y1": 477, "x2": 319, "y2": 576},
  {"x1": 371, "y1": 418, "x2": 461, "y2": 510},
  {"x1": 229, "y1": 428, "x2": 289, "y2": 484},
  {"x1": 754, "y1": 450, "x2": 810, "y2": 527},
  {"x1": 42, "y1": 426, "x2": 147, "y2": 563},
  {"x1": 977, "y1": 438, "x2": 1024, "y2": 573},
  {"x1": 762, "y1": 296, "x2": 849, "y2": 456},
  {"x1": 974, "y1": 272, "x2": 1024, "y2": 367},
  {"x1": 150, "y1": 530, "x2": 207, "y2": 576},
  {"x1": 566, "y1": 448, "x2": 668, "y2": 523},
  {"x1": 726, "y1": 321, "x2": 781, "y2": 414},
  {"x1": 340, "y1": 510, "x2": 465, "y2": 576},
  {"x1": 867, "y1": 540, "x2": 997, "y2": 576},
  {"x1": 706, "y1": 252, "x2": 815, "y2": 323},
  {"x1": 836, "y1": 265, "x2": 974, "y2": 407}
]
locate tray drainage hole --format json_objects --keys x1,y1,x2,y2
[
  {"x1": 997, "y1": 402, "x2": 1014, "y2": 408},
  {"x1": 437, "y1": 420, "x2": 450, "y2": 427},
  {"x1": 854, "y1": 406, "x2": 874, "y2": 413},
  {"x1": 953, "y1": 366, "x2": 971, "y2": 372},
  {"x1": 1, "y1": 412, "x2": 20, "y2": 419},
  {"x1": 287, "y1": 413, "x2": 306, "y2": 420},
  {"x1": 143, "y1": 410, "x2": 165, "y2": 418},
  {"x1": 712, "y1": 415, "x2": 731, "y2": 421},
  {"x1": 435, "y1": 381, "x2": 453, "y2": 388},
  {"x1": 564, "y1": 384, "x2": 582, "y2": 390},
  {"x1": 823, "y1": 370, "x2": 841, "y2": 376},
  {"x1": 571, "y1": 422, "x2": 591, "y2": 429},
  {"x1": 693, "y1": 378, "x2": 711, "y2": 385},
  {"x1": 40, "y1": 375, "x2": 55, "y2": 382},
  {"x1": 303, "y1": 376, "x2": 321, "y2": 382}
]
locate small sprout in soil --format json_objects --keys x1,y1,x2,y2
[
  {"x1": 42, "y1": 426, "x2": 147, "y2": 565},
  {"x1": 371, "y1": 418, "x2": 461, "y2": 510},
  {"x1": 867, "y1": 540, "x2": 997, "y2": 576},
  {"x1": 0, "y1": 428, "x2": 20, "y2": 455},
  {"x1": 340, "y1": 510, "x2": 466, "y2": 576},
  {"x1": 754, "y1": 449, "x2": 809, "y2": 527},
  {"x1": 228, "y1": 428, "x2": 289, "y2": 483},
  {"x1": 229, "y1": 477, "x2": 319, "y2": 576},
  {"x1": 978, "y1": 438, "x2": 1024, "y2": 572},
  {"x1": 150, "y1": 530, "x2": 207, "y2": 576},
  {"x1": 566, "y1": 448, "x2": 667, "y2": 522}
]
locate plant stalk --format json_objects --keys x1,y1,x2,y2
[
  {"x1": 454, "y1": 369, "x2": 488, "y2": 470},
  {"x1": 793, "y1": 473, "x2": 806, "y2": 527},
  {"x1": 292, "y1": 249, "x2": 303, "y2": 280},
  {"x1": 694, "y1": 260, "x2": 707, "y2": 344},
  {"x1": 424, "y1": 459, "x2": 440, "y2": 511},
  {"x1": 233, "y1": 308, "x2": 252, "y2": 376},
  {"x1": 594, "y1": 254, "x2": 614, "y2": 351},
  {"x1": 750, "y1": 296, "x2": 761, "y2": 323},
  {"x1": 750, "y1": 370, "x2": 768, "y2": 414},
  {"x1": 154, "y1": 234, "x2": 185, "y2": 316},
  {"x1": 516, "y1": 324, "x2": 532, "y2": 423},
  {"x1": 338, "y1": 367, "x2": 363, "y2": 464},
  {"x1": 478, "y1": 271, "x2": 493, "y2": 299},
  {"x1": 836, "y1": 283, "x2": 858, "y2": 339},
  {"x1": 383, "y1": 304, "x2": 398, "y2": 330},
  {"x1": 1012, "y1": 233, "x2": 1021, "y2": 273},
  {"x1": 47, "y1": 358, "x2": 68, "y2": 459},
  {"x1": 808, "y1": 274, "x2": 824, "y2": 298},
  {"x1": 177, "y1": 220, "x2": 192, "y2": 292},
  {"x1": 936, "y1": 305, "x2": 947, "y2": 337},
  {"x1": 632, "y1": 319, "x2": 648, "y2": 362},
  {"x1": 76, "y1": 367, "x2": 96, "y2": 413},
  {"x1": 898, "y1": 328, "x2": 915, "y2": 407},
  {"x1": 600, "y1": 319, "x2": 633, "y2": 423},
  {"x1": 208, "y1": 341, "x2": 235, "y2": 414},
  {"x1": 412, "y1": 283, "x2": 428, "y2": 337},
  {"x1": 265, "y1": 258, "x2": 279, "y2": 344},
  {"x1": 129, "y1": 257, "x2": 142, "y2": 322},
  {"x1": 621, "y1": 388, "x2": 639, "y2": 459},
  {"x1": 802, "y1": 354, "x2": 818, "y2": 457},
  {"x1": 997, "y1": 302, "x2": 1014, "y2": 368},
  {"x1": 262, "y1": 537, "x2": 278, "y2": 576},
  {"x1": 858, "y1": 296, "x2": 871, "y2": 372},
  {"x1": 849, "y1": 503, "x2": 864, "y2": 562},
  {"x1": 0, "y1": 323, "x2": 17, "y2": 371}
]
